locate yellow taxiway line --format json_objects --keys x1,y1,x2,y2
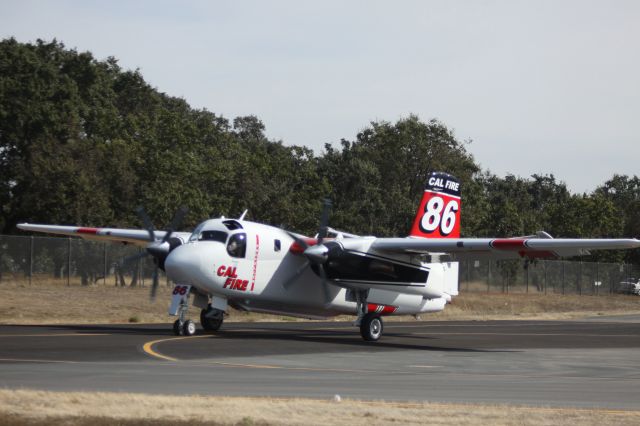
[{"x1": 142, "y1": 335, "x2": 211, "y2": 361}]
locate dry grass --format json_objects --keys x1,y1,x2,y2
[
  {"x1": 430, "y1": 291, "x2": 640, "y2": 321},
  {"x1": 0, "y1": 389, "x2": 639, "y2": 426},
  {"x1": 0, "y1": 280, "x2": 638, "y2": 325}
]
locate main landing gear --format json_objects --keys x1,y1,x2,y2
[
  {"x1": 360, "y1": 312, "x2": 383, "y2": 341},
  {"x1": 172, "y1": 300, "x2": 225, "y2": 336},
  {"x1": 353, "y1": 290, "x2": 383, "y2": 342},
  {"x1": 200, "y1": 304, "x2": 224, "y2": 331}
]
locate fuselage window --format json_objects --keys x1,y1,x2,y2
[
  {"x1": 227, "y1": 233, "x2": 247, "y2": 258},
  {"x1": 274, "y1": 239, "x2": 281, "y2": 252},
  {"x1": 199, "y1": 230, "x2": 228, "y2": 243}
]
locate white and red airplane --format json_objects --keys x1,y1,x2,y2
[{"x1": 18, "y1": 172, "x2": 640, "y2": 341}]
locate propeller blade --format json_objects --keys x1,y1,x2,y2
[
  {"x1": 150, "y1": 267, "x2": 159, "y2": 302},
  {"x1": 318, "y1": 198, "x2": 332, "y2": 243},
  {"x1": 282, "y1": 260, "x2": 310, "y2": 289},
  {"x1": 135, "y1": 206, "x2": 156, "y2": 242},
  {"x1": 164, "y1": 206, "x2": 189, "y2": 242},
  {"x1": 317, "y1": 265, "x2": 333, "y2": 304}
]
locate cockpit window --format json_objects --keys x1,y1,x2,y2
[
  {"x1": 227, "y1": 233, "x2": 247, "y2": 258},
  {"x1": 189, "y1": 223, "x2": 205, "y2": 242},
  {"x1": 199, "y1": 230, "x2": 228, "y2": 243},
  {"x1": 223, "y1": 220, "x2": 243, "y2": 231}
]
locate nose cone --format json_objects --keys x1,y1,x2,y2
[
  {"x1": 165, "y1": 244, "x2": 203, "y2": 284},
  {"x1": 304, "y1": 244, "x2": 329, "y2": 264}
]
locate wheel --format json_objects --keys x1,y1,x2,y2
[
  {"x1": 200, "y1": 307, "x2": 224, "y2": 331},
  {"x1": 173, "y1": 319, "x2": 184, "y2": 336},
  {"x1": 201, "y1": 316, "x2": 223, "y2": 331},
  {"x1": 183, "y1": 319, "x2": 197, "y2": 336},
  {"x1": 360, "y1": 313, "x2": 383, "y2": 341}
]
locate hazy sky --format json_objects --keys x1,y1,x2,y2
[{"x1": 1, "y1": 0, "x2": 638, "y2": 193}]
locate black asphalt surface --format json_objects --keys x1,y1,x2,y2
[{"x1": 1, "y1": 319, "x2": 639, "y2": 408}]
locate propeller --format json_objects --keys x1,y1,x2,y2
[
  {"x1": 282, "y1": 199, "x2": 334, "y2": 303},
  {"x1": 121, "y1": 206, "x2": 188, "y2": 301}
]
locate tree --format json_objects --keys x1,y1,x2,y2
[{"x1": 320, "y1": 116, "x2": 480, "y2": 237}]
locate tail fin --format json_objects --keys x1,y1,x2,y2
[{"x1": 409, "y1": 172, "x2": 461, "y2": 239}]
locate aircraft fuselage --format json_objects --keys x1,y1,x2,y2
[{"x1": 164, "y1": 218, "x2": 456, "y2": 319}]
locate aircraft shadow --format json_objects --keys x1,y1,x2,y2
[
  {"x1": 3, "y1": 323, "x2": 171, "y2": 336},
  {"x1": 210, "y1": 328, "x2": 504, "y2": 353},
  {"x1": 1, "y1": 323, "x2": 514, "y2": 353}
]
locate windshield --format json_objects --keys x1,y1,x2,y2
[
  {"x1": 199, "y1": 230, "x2": 228, "y2": 243},
  {"x1": 188, "y1": 223, "x2": 228, "y2": 244},
  {"x1": 189, "y1": 223, "x2": 205, "y2": 242}
]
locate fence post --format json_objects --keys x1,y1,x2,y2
[
  {"x1": 29, "y1": 236, "x2": 33, "y2": 286},
  {"x1": 466, "y1": 261, "x2": 470, "y2": 292},
  {"x1": 578, "y1": 260, "x2": 582, "y2": 295},
  {"x1": 487, "y1": 261, "x2": 491, "y2": 293},
  {"x1": 610, "y1": 265, "x2": 615, "y2": 295},
  {"x1": 67, "y1": 238, "x2": 71, "y2": 287},
  {"x1": 103, "y1": 243, "x2": 107, "y2": 286},
  {"x1": 544, "y1": 261, "x2": 547, "y2": 295},
  {"x1": 525, "y1": 261, "x2": 529, "y2": 294},
  {"x1": 562, "y1": 261, "x2": 565, "y2": 295}
]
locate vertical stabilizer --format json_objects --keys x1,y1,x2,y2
[{"x1": 410, "y1": 172, "x2": 461, "y2": 239}]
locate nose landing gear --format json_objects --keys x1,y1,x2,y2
[
  {"x1": 170, "y1": 284, "x2": 197, "y2": 336},
  {"x1": 173, "y1": 318, "x2": 196, "y2": 336},
  {"x1": 172, "y1": 297, "x2": 197, "y2": 336}
]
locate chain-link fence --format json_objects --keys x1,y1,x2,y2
[
  {"x1": 0, "y1": 235, "x2": 165, "y2": 287},
  {"x1": 458, "y1": 258, "x2": 640, "y2": 295},
  {"x1": 1, "y1": 234, "x2": 639, "y2": 294}
]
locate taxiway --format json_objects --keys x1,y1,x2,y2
[{"x1": 0, "y1": 320, "x2": 638, "y2": 409}]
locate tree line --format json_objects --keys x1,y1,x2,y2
[{"x1": 1, "y1": 38, "x2": 638, "y2": 264}]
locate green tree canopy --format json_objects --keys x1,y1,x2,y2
[{"x1": 1, "y1": 38, "x2": 638, "y2": 264}]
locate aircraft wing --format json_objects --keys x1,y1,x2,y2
[
  {"x1": 17, "y1": 223, "x2": 192, "y2": 247},
  {"x1": 371, "y1": 237, "x2": 640, "y2": 260}
]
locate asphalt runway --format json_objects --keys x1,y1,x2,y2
[{"x1": 1, "y1": 319, "x2": 639, "y2": 409}]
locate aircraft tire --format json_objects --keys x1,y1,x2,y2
[
  {"x1": 173, "y1": 319, "x2": 184, "y2": 336},
  {"x1": 200, "y1": 308, "x2": 224, "y2": 331},
  {"x1": 360, "y1": 313, "x2": 383, "y2": 341},
  {"x1": 183, "y1": 319, "x2": 197, "y2": 336}
]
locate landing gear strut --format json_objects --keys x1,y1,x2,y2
[
  {"x1": 352, "y1": 289, "x2": 383, "y2": 341},
  {"x1": 172, "y1": 295, "x2": 196, "y2": 336},
  {"x1": 200, "y1": 304, "x2": 224, "y2": 331}
]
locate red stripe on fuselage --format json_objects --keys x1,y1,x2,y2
[
  {"x1": 367, "y1": 303, "x2": 398, "y2": 315},
  {"x1": 381, "y1": 305, "x2": 398, "y2": 315},
  {"x1": 77, "y1": 227, "x2": 99, "y2": 235}
]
